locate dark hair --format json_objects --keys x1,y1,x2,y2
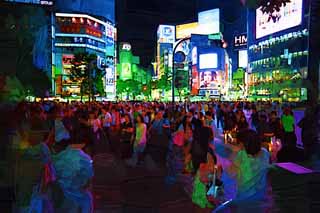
[
  {"x1": 237, "y1": 129, "x2": 261, "y2": 156},
  {"x1": 135, "y1": 114, "x2": 144, "y2": 124}
]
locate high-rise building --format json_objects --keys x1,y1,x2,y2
[
  {"x1": 52, "y1": 0, "x2": 116, "y2": 99},
  {"x1": 51, "y1": 13, "x2": 115, "y2": 98}
]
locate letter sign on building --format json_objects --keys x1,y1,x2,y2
[
  {"x1": 233, "y1": 33, "x2": 247, "y2": 49},
  {"x1": 121, "y1": 43, "x2": 131, "y2": 51}
]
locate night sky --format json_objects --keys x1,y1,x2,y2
[{"x1": 116, "y1": 0, "x2": 197, "y2": 67}]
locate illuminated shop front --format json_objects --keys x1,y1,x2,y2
[
  {"x1": 247, "y1": 0, "x2": 310, "y2": 102},
  {"x1": 52, "y1": 13, "x2": 115, "y2": 98}
]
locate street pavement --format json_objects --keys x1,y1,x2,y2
[
  {"x1": 90, "y1": 124, "x2": 320, "y2": 212},
  {"x1": 92, "y1": 151, "x2": 193, "y2": 213}
]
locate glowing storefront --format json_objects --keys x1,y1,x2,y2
[{"x1": 52, "y1": 13, "x2": 115, "y2": 98}]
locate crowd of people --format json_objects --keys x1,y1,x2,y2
[{"x1": 1, "y1": 100, "x2": 318, "y2": 212}]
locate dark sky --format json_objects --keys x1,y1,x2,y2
[{"x1": 116, "y1": 0, "x2": 197, "y2": 67}]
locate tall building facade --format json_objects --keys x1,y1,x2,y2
[
  {"x1": 52, "y1": 0, "x2": 116, "y2": 99},
  {"x1": 247, "y1": 0, "x2": 310, "y2": 102}
]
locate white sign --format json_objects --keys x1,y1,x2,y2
[
  {"x1": 121, "y1": 43, "x2": 131, "y2": 51},
  {"x1": 256, "y1": 0, "x2": 303, "y2": 39},
  {"x1": 198, "y1": 9, "x2": 220, "y2": 35},
  {"x1": 238, "y1": 50, "x2": 248, "y2": 68},
  {"x1": 157, "y1": 25, "x2": 175, "y2": 44},
  {"x1": 105, "y1": 67, "x2": 115, "y2": 93},
  {"x1": 199, "y1": 53, "x2": 218, "y2": 69}
]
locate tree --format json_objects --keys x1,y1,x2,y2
[
  {"x1": 69, "y1": 52, "x2": 105, "y2": 101},
  {"x1": 242, "y1": 0, "x2": 291, "y2": 16},
  {"x1": 4, "y1": 6, "x2": 48, "y2": 76},
  {"x1": 2, "y1": 5, "x2": 51, "y2": 100}
]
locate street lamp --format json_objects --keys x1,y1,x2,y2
[{"x1": 171, "y1": 37, "x2": 190, "y2": 108}]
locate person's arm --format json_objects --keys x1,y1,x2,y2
[{"x1": 123, "y1": 123, "x2": 134, "y2": 133}]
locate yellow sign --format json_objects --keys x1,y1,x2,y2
[{"x1": 176, "y1": 22, "x2": 198, "y2": 39}]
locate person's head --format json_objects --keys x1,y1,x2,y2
[
  {"x1": 135, "y1": 114, "x2": 144, "y2": 124},
  {"x1": 270, "y1": 111, "x2": 277, "y2": 120},
  {"x1": 89, "y1": 111, "x2": 95, "y2": 119},
  {"x1": 260, "y1": 114, "x2": 267, "y2": 122},
  {"x1": 204, "y1": 71, "x2": 212, "y2": 82},
  {"x1": 237, "y1": 129, "x2": 261, "y2": 156},
  {"x1": 240, "y1": 115, "x2": 246, "y2": 123},
  {"x1": 156, "y1": 111, "x2": 163, "y2": 120},
  {"x1": 124, "y1": 114, "x2": 131, "y2": 123},
  {"x1": 284, "y1": 107, "x2": 291, "y2": 115}
]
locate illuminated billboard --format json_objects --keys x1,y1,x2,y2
[
  {"x1": 199, "y1": 71, "x2": 217, "y2": 89},
  {"x1": 157, "y1": 25, "x2": 175, "y2": 44},
  {"x1": 105, "y1": 67, "x2": 115, "y2": 93},
  {"x1": 238, "y1": 50, "x2": 248, "y2": 68},
  {"x1": 191, "y1": 66, "x2": 199, "y2": 95},
  {"x1": 6, "y1": 0, "x2": 53, "y2": 5},
  {"x1": 176, "y1": 22, "x2": 198, "y2": 39},
  {"x1": 198, "y1": 9, "x2": 220, "y2": 35},
  {"x1": 256, "y1": 0, "x2": 303, "y2": 39},
  {"x1": 120, "y1": 63, "x2": 132, "y2": 80},
  {"x1": 199, "y1": 53, "x2": 218, "y2": 69}
]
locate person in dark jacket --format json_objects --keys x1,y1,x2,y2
[
  {"x1": 191, "y1": 119, "x2": 214, "y2": 174},
  {"x1": 298, "y1": 107, "x2": 317, "y2": 160}
]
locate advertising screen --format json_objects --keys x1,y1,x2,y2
[
  {"x1": 120, "y1": 63, "x2": 132, "y2": 80},
  {"x1": 199, "y1": 71, "x2": 218, "y2": 89},
  {"x1": 199, "y1": 53, "x2": 218, "y2": 69},
  {"x1": 256, "y1": 0, "x2": 303, "y2": 39},
  {"x1": 238, "y1": 50, "x2": 248, "y2": 68},
  {"x1": 157, "y1": 25, "x2": 175, "y2": 44},
  {"x1": 198, "y1": 9, "x2": 220, "y2": 35},
  {"x1": 176, "y1": 22, "x2": 198, "y2": 39}
]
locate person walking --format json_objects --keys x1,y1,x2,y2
[
  {"x1": 127, "y1": 114, "x2": 147, "y2": 166},
  {"x1": 281, "y1": 107, "x2": 296, "y2": 147}
]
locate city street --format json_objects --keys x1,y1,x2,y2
[
  {"x1": 91, "y1": 125, "x2": 320, "y2": 213},
  {"x1": 1, "y1": 0, "x2": 320, "y2": 212}
]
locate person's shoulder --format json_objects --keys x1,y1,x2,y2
[{"x1": 260, "y1": 148, "x2": 270, "y2": 158}]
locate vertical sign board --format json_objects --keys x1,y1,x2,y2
[
  {"x1": 105, "y1": 67, "x2": 115, "y2": 93},
  {"x1": 157, "y1": 25, "x2": 175, "y2": 44}
]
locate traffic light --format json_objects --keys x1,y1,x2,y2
[{"x1": 174, "y1": 69, "x2": 187, "y2": 88}]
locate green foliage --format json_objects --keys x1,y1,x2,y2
[
  {"x1": 116, "y1": 66, "x2": 153, "y2": 99},
  {"x1": 4, "y1": 6, "x2": 48, "y2": 70},
  {"x1": 175, "y1": 69, "x2": 188, "y2": 89},
  {"x1": 69, "y1": 52, "x2": 105, "y2": 100}
]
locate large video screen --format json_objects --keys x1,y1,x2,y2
[
  {"x1": 256, "y1": 0, "x2": 303, "y2": 39},
  {"x1": 198, "y1": 9, "x2": 220, "y2": 35},
  {"x1": 199, "y1": 53, "x2": 218, "y2": 69}
]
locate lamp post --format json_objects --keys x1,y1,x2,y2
[{"x1": 171, "y1": 37, "x2": 190, "y2": 109}]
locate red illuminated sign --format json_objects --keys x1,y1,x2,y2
[
  {"x1": 191, "y1": 66, "x2": 199, "y2": 95},
  {"x1": 62, "y1": 55, "x2": 74, "y2": 65}
]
